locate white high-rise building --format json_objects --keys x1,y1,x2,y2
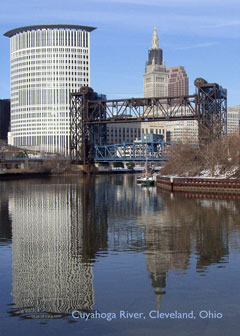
[
  {"x1": 4, "y1": 24, "x2": 96, "y2": 155},
  {"x1": 143, "y1": 27, "x2": 168, "y2": 98}
]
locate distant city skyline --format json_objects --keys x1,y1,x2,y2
[{"x1": 1, "y1": 0, "x2": 240, "y2": 106}]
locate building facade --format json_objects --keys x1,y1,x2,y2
[
  {"x1": 227, "y1": 106, "x2": 240, "y2": 135},
  {"x1": 0, "y1": 99, "x2": 10, "y2": 141},
  {"x1": 107, "y1": 121, "x2": 166, "y2": 144},
  {"x1": 165, "y1": 66, "x2": 198, "y2": 143},
  {"x1": 167, "y1": 66, "x2": 189, "y2": 97},
  {"x1": 4, "y1": 24, "x2": 95, "y2": 155},
  {"x1": 166, "y1": 119, "x2": 198, "y2": 144}
]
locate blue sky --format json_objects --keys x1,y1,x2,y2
[{"x1": 0, "y1": 0, "x2": 240, "y2": 106}]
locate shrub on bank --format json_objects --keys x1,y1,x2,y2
[{"x1": 160, "y1": 136, "x2": 240, "y2": 177}]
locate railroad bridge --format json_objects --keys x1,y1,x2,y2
[{"x1": 70, "y1": 78, "x2": 227, "y2": 164}]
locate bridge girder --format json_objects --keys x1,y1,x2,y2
[
  {"x1": 94, "y1": 141, "x2": 168, "y2": 162},
  {"x1": 70, "y1": 81, "x2": 227, "y2": 163}
]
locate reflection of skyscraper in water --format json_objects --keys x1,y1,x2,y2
[
  {"x1": 193, "y1": 198, "x2": 229, "y2": 270},
  {"x1": 142, "y1": 192, "x2": 235, "y2": 309},
  {"x1": 9, "y1": 181, "x2": 103, "y2": 318},
  {"x1": 70, "y1": 178, "x2": 108, "y2": 262},
  {"x1": 104, "y1": 176, "x2": 161, "y2": 252},
  {"x1": 158, "y1": 195, "x2": 230, "y2": 270},
  {"x1": 145, "y1": 223, "x2": 190, "y2": 310},
  {"x1": 0, "y1": 186, "x2": 12, "y2": 242},
  {"x1": 139, "y1": 200, "x2": 191, "y2": 310}
]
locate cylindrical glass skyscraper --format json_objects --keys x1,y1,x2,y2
[{"x1": 4, "y1": 24, "x2": 96, "y2": 155}]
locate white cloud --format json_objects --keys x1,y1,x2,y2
[
  {"x1": 174, "y1": 42, "x2": 218, "y2": 50},
  {"x1": 201, "y1": 20, "x2": 240, "y2": 28}
]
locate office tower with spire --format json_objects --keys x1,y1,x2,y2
[{"x1": 143, "y1": 27, "x2": 168, "y2": 98}]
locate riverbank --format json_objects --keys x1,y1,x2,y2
[
  {"x1": 51, "y1": 169, "x2": 136, "y2": 176},
  {"x1": 0, "y1": 171, "x2": 51, "y2": 180},
  {"x1": 160, "y1": 136, "x2": 240, "y2": 179},
  {"x1": 0, "y1": 167, "x2": 139, "y2": 180},
  {"x1": 156, "y1": 176, "x2": 240, "y2": 194}
]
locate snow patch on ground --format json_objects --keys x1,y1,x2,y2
[
  {"x1": 161, "y1": 166, "x2": 239, "y2": 179},
  {"x1": 199, "y1": 166, "x2": 239, "y2": 178}
]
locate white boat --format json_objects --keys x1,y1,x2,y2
[
  {"x1": 136, "y1": 147, "x2": 156, "y2": 186},
  {"x1": 137, "y1": 168, "x2": 156, "y2": 186},
  {"x1": 137, "y1": 175, "x2": 155, "y2": 186}
]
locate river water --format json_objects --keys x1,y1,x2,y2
[{"x1": 0, "y1": 175, "x2": 240, "y2": 336}]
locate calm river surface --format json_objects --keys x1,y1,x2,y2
[{"x1": 0, "y1": 174, "x2": 240, "y2": 336}]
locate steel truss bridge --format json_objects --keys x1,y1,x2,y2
[
  {"x1": 94, "y1": 140, "x2": 170, "y2": 162},
  {"x1": 70, "y1": 78, "x2": 227, "y2": 164}
]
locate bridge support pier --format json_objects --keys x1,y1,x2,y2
[{"x1": 79, "y1": 164, "x2": 97, "y2": 175}]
